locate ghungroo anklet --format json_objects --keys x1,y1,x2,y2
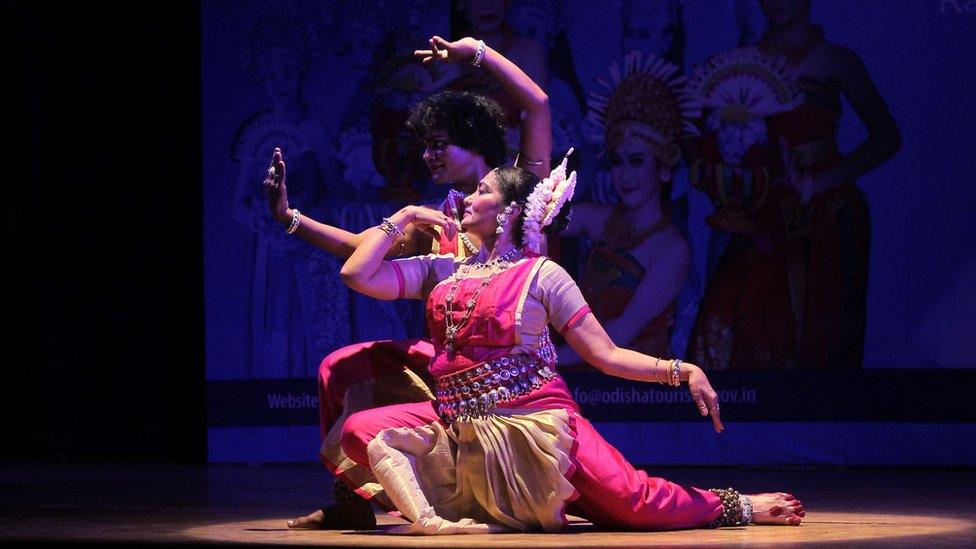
[{"x1": 707, "y1": 487, "x2": 751, "y2": 527}]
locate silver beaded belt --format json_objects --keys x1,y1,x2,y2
[{"x1": 435, "y1": 352, "x2": 558, "y2": 424}]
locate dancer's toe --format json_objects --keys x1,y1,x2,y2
[
  {"x1": 747, "y1": 492, "x2": 804, "y2": 526},
  {"x1": 287, "y1": 509, "x2": 325, "y2": 529}
]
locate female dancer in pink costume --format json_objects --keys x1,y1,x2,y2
[
  {"x1": 269, "y1": 35, "x2": 552, "y2": 529},
  {"x1": 338, "y1": 157, "x2": 805, "y2": 533}
]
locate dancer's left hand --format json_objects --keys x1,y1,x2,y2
[
  {"x1": 687, "y1": 365, "x2": 724, "y2": 433},
  {"x1": 395, "y1": 205, "x2": 457, "y2": 242}
]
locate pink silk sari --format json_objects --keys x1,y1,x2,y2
[{"x1": 343, "y1": 255, "x2": 723, "y2": 534}]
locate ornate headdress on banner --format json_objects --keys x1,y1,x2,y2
[
  {"x1": 684, "y1": 46, "x2": 801, "y2": 233},
  {"x1": 522, "y1": 148, "x2": 577, "y2": 254},
  {"x1": 335, "y1": 122, "x2": 386, "y2": 191},
  {"x1": 686, "y1": 45, "x2": 801, "y2": 164},
  {"x1": 508, "y1": 0, "x2": 573, "y2": 43},
  {"x1": 239, "y1": 0, "x2": 316, "y2": 80},
  {"x1": 585, "y1": 51, "x2": 699, "y2": 167},
  {"x1": 321, "y1": 0, "x2": 393, "y2": 55},
  {"x1": 402, "y1": 0, "x2": 451, "y2": 47}
]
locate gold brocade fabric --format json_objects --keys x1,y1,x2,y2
[{"x1": 366, "y1": 408, "x2": 577, "y2": 534}]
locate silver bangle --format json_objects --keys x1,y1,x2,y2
[
  {"x1": 515, "y1": 151, "x2": 545, "y2": 167},
  {"x1": 669, "y1": 359, "x2": 681, "y2": 387},
  {"x1": 470, "y1": 39, "x2": 486, "y2": 67},
  {"x1": 740, "y1": 495, "x2": 753, "y2": 525},
  {"x1": 286, "y1": 209, "x2": 301, "y2": 235},
  {"x1": 378, "y1": 217, "x2": 405, "y2": 241}
]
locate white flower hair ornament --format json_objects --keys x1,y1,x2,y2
[{"x1": 522, "y1": 148, "x2": 577, "y2": 254}]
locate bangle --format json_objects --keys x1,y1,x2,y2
[
  {"x1": 378, "y1": 217, "x2": 405, "y2": 241},
  {"x1": 653, "y1": 357, "x2": 663, "y2": 384},
  {"x1": 470, "y1": 39, "x2": 486, "y2": 67},
  {"x1": 740, "y1": 494, "x2": 753, "y2": 525},
  {"x1": 669, "y1": 359, "x2": 681, "y2": 387},
  {"x1": 515, "y1": 151, "x2": 545, "y2": 167},
  {"x1": 286, "y1": 209, "x2": 301, "y2": 235}
]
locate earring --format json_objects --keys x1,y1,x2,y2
[
  {"x1": 496, "y1": 212, "x2": 507, "y2": 235},
  {"x1": 660, "y1": 170, "x2": 672, "y2": 182},
  {"x1": 496, "y1": 201, "x2": 517, "y2": 235}
]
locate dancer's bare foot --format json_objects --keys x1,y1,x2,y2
[
  {"x1": 286, "y1": 498, "x2": 377, "y2": 530},
  {"x1": 747, "y1": 492, "x2": 805, "y2": 526}
]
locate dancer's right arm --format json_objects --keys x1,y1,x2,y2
[
  {"x1": 263, "y1": 147, "x2": 431, "y2": 258},
  {"x1": 340, "y1": 206, "x2": 456, "y2": 300}
]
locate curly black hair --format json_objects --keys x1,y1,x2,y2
[
  {"x1": 493, "y1": 166, "x2": 572, "y2": 247},
  {"x1": 405, "y1": 91, "x2": 508, "y2": 169}
]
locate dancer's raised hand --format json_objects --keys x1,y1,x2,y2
[
  {"x1": 263, "y1": 147, "x2": 290, "y2": 224},
  {"x1": 415, "y1": 36, "x2": 481, "y2": 65}
]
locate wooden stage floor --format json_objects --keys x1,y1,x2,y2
[{"x1": 1, "y1": 462, "x2": 973, "y2": 547}]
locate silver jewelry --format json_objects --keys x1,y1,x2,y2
[
  {"x1": 378, "y1": 217, "x2": 405, "y2": 241},
  {"x1": 447, "y1": 189, "x2": 479, "y2": 255},
  {"x1": 444, "y1": 247, "x2": 522, "y2": 355},
  {"x1": 286, "y1": 208, "x2": 301, "y2": 235},
  {"x1": 495, "y1": 200, "x2": 517, "y2": 236},
  {"x1": 470, "y1": 39, "x2": 486, "y2": 67},
  {"x1": 515, "y1": 151, "x2": 545, "y2": 167},
  {"x1": 669, "y1": 359, "x2": 681, "y2": 387},
  {"x1": 740, "y1": 495, "x2": 753, "y2": 525}
]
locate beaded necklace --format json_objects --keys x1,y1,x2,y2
[
  {"x1": 447, "y1": 189, "x2": 480, "y2": 256},
  {"x1": 443, "y1": 247, "x2": 522, "y2": 355}
]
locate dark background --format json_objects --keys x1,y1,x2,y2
[{"x1": 5, "y1": 1, "x2": 205, "y2": 463}]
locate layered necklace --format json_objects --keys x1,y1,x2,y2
[
  {"x1": 443, "y1": 246, "x2": 523, "y2": 355},
  {"x1": 447, "y1": 189, "x2": 480, "y2": 256}
]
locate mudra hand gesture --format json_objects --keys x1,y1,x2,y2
[
  {"x1": 263, "y1": 147, "x2": 290, "y2": 225},
  {"x1": 686, "y1": 364, "x2": 724, "y2": 433},
  {"x1": 395, "y1": 205, "x2": 457, "y2": 242},
  {"x1": 415, "y1": 36, "x2": 482, "y2": 65}
]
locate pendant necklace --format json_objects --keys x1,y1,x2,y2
[{"x1": 443, "y1": 247, "x2": 522, "y2": 355}]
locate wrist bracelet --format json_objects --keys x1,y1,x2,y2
[
  {"x1": 669, "y1": 359, "x2": 681, "y2": 387},
  {"x1": 378, "y1": 217, "x2": 405, "y2": 241},
  {"x1": 286, "y1": 209, "x2": 301, "y2": 235},
  {"x1": 470, "y1": 39, "x2": 486, "y2": 67}
]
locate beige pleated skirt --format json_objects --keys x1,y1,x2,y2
[{"x1": 366, "y1": 408, "x2": 578, "y2": 535}]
